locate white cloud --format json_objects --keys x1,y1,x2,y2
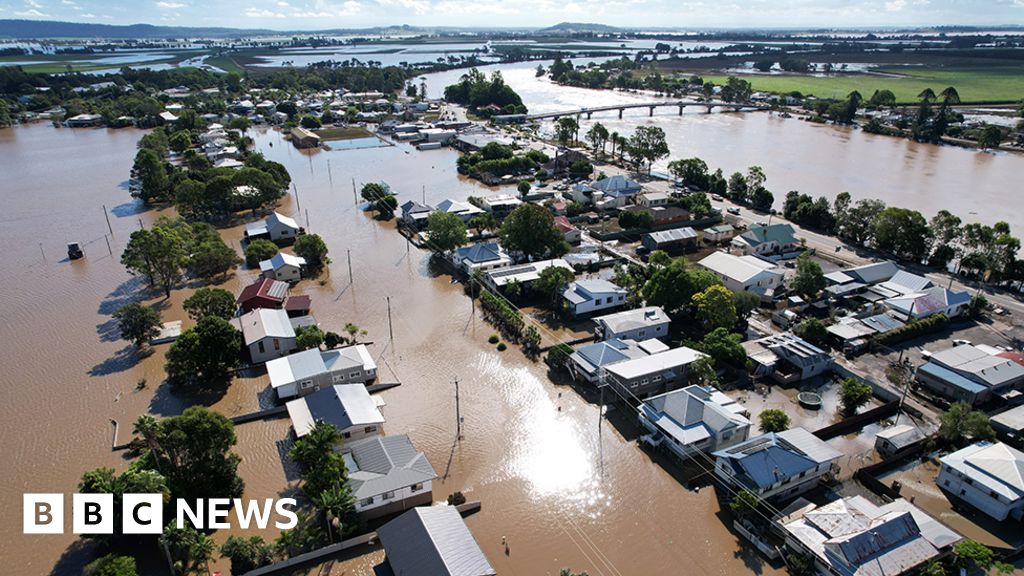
[
  {"x1": 156, "y1": 1, "x2": 186, "y2": 8},
  {"x1": 61, "y1": 0, "x2": 77, "y2": 5},
  {"x1": 15, "y1": 8, "x2": 51, "y2": 17},
  {"x1": 25, "y1": 0, "x2": 42, "y2": 8},
  {"x1": 885, "y1": 0, "x2": 906, "y2": 10},
  {"x1": 292, "y1": 0, "x2": 362, "y2": 17},
  {"x1": 80, "y1": 12, "x2": 98, "y2": 17},
  {"x1": 277, "y1": 0, "x2": 290, "y2": 5},
  {"x1": 246, "y1": 7, "x2": 287, "y2": 17}
]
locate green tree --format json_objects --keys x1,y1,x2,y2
[
  {"x1": 627, "y1": 125, "x2": 670, "y2": 175},
  {"x1": 585, "y1": 122, "x2": 609, "y2": 154},
  {"x1": 183, "y1": 288, "x2": 236, "y2": 321},
  {"x1": 953, "y1": 540, "x2": 995, "y2": 572},
  {"x1": 733, "y1": 291, "x2": 761, "y2": 318},
  {"x1": 169, "y1": 130, "x2": 192, "y2": 154},
  {"x1": 360, "y1": 182, "x2": 391, "y2": 203},
  {"x1": 245, "y1": 238, "x2": 279, "y2": 268},
  {"x1": 559, "y1": 570, "x2": 591, "y2": 576},
  {"x1": 294, "y1": 234, "x2": 330, "y2": 271},
  {"x1": 700, "y1": 327, "x2": 746, "y2": 367},
  {"x1": 517, "y1": 180, "x2": 531, "y2": 196},
  {"x1": 188, "y1": 238, "x2": 240, "y2": 279},
  {"x1": 295, "y1": 325, "x2": 326, "y2": 351},
  {"x1": 727, "y1": 171, "x2": 748, "y2": 204},
  {"x1": 534, "y1": 265, "x2": 575, "y2": 308},
  {"x1": 840, "y1": 199, "x2": 886, "y2": 246},
  {"x1": 928, "y1": 210, "x2": 962, "y2": 267},
  {"x1": 113, "y1": 302, "x2": 162, "y2": 347},
  {"x1": 977, "y1": 125, "x2": 1003, "y2": 149},
  {"x1": 300, "y1": 115, "x2": 321, "y2": 129},
  {"x1": 0, "y1": 99, "x2": 10, "y2": 128},
  {"x1": 667, "y1": 157, "x2": 709, "y2": 189},
  {"x1": 940, "y1": 402, "x2": 996, "y2": 445},
  {"x1": 121, "y1": 227, "x2": 188, "y2": 297},
  {"x1": 164, "y1": 316, "x2": 241, "y2": 386},
  {"x1": 220, "y1": 536, "x2": 275, "y2": 574},
  {"x1": 873, "y1": 207, "x2": 931, "y2": 262},
  {"x1": 79, "y1": 466, "x2": 169, "y2": 545},
  {"x1": 500, "y1": 203, "x2": 568, "y2": 260},
  {"x1": 130, "y1": 148, "x2": 169, "y2": 203},
  {"x1": 428, "y1": 211, "x2": 469, "y2": 253},
  {"x1": 228, "y1": 116, "x2": 251, "y2": 131},
  {"x1": 642, "y1": 260, "x2": 721, "y2": 313},
  {"x1": 759, "y1": 409, "x2": 791, "y2": 433},
  {"x1": 729, "y1": 489, "x2": 760, "y2": 520},
  {"x1": 468, "y1": 212, "x2": 498, "y2": 233},
  {"x1": 84, "y1": 554, "x2": 137, "y2": 576},
  {"x1": 161, "y1": 524, "x2": 215, "y2": 576},
  {"x1": 794, "y1": 318, "x2": 828, "y2": 346},
  {"x1": 288, "y1": 421, "x2": 354, "y2": 504},
  {"x1": 556, "y1": 116, "x2": 579, "y2": 145},
  {"x1": 839, "y1": 377, "x2": 873, "y2": 415},
  {"x1": 693, "y1": 285, "x2": 738, "y2": 331},
  {"x1": 792, "y1": 252, "x2": 826, "y2": 297}
]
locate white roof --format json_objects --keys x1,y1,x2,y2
[
  {"x1": 267, "y1": 348, "x2": 327, "y2": 388},
  {"x1": 235, "y1": 308, "x2": 295, "y2": 345},
  {"x1": 268, "y1": 211, "x2": 299, "y2": 230},
  {"x1": 606, "y1": 346, "x2": 705, "y2": 381},
  {"x1": 286, "y1": 384, "x2": 384, "y2": 437},
  {"x1": 260, "y1": 252, "x2": 306, "y2": 272},
  {"x1": 485, "y1": 259, "x2": 573, "y2": 287},
  {"x1": 931, "y1": 344, "x2": 1024, "y2": 388},
  {"x1": 596, "y1": 306, "x2": 669, "y2": 335},
  {"x1": 698, "y1": 251, "x2": 780, "y2": 284},
  {"x1": 940, "y1": 441, "x2": 1024, "y2": 501},
  {"x1": 641, "y1": 384, "x2": 750, "y2": 447}
]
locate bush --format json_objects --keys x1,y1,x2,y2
[
  {"x1": 480, "y1": 290, "x2": 524, "y2": 341},
  {"x1": 244, "y1": 239, "x2": 278, "y2": 268},
  {"x1": 497, "y1": 342, "x2": 507, "y2": 351},
  {"x1": 759, "y1": 409, "x2": 790, "y2": 433},
  {"x1": 839, "y1": 377, "x2": 873, "y2": 415},
  {"x1": 447, "y1": 491, "x2": 466, "y2": 506},
  {"x1": 488, "y1": 334, "x2": 500, "y2": 344},
  {"x1": 874, "y1": 314, "x2": 948, "y2": 346}
]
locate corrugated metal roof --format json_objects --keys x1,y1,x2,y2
[
  {"x1": 285, "y1": 384, "x2": 384, "y2": 437},
  {"x1": 941, "y1": 442, "x2": 1024, "y2": 501},
  {"x1": 698, "y1": 251, "x2": 780, "y2": 284},
  {"x1": 377, "y1": 506, "x2": 496, "y2": 576},
  {"x1": 238, "y1": 308, "x2": 295, "y2": 345},
  {"x1": 595, "y1": 306, "x2": 669, "y2": 335},
  {"x1": 606, "y1": 346, "x2": 704, "y2": 381},
  {"x1": 344, "y1": 434, "x2": 436, "y2": 499}
]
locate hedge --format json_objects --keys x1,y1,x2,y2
[{"x1": 874, "y1": 314, "x2": 948, "y2": 346}]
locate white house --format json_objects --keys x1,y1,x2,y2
[
  {"x1": 435, "y1": 199, "x2": 484, "y2": 223},
  {"x1": 742, "y1": 333, "x2": 834, "y2": 383},
  {"x1": 704, "y1": 224, "x2": 735, "y2": 244},
  {"x1": 605, "y1": 345, "x2": 706, "y2": 398},
  {"x1": 713, "y1": 427, "x2": 842, "y2": 501},
  {"x1": 267, "y1": 345, "x2": 377, "y2": 400},
  {"x1": 479, "y1": 194, "x2": 522, "y2": 219},
  {"x1": 938, "y1": 441, "x2": 1024, "y2": 521},
  {"x1": 639, "y1": 385, "x2": 751, "y2": 462},
  {"x1": 568, "y1": 338, "x2": 663, "y2": 384},
  {"x1": 637, "y1": 191, "x2": 672, "y2": 207},
  {"x1": 730, "y1": 223, "x2": 800, "y2": 256},
  {"x1": 697, "y1": 251, "x2": 784, "y2": 298},
  {"x1": 400, "y1": 200, "x2": 433, "y2": 229},
  {"x1": 286, "y1": 383, "x2": 385, "y2": 440},
  {"x1": 246, "y1": 212, "x2": 301, "y2": 243},
  {"x1": 233, "y1": 308, "x2": 297, "y2": 364},
  {"x1": 376, "y1": 506, "x2": 496, "y2": 576},
  {"x1": 562, "y1": 279, "x2": 628, "y2": 317},
  {"x1": 884, "y1": 286, "x2": 971, "y2": 320},
  {"x1": 483, "y1": 258, "x2": 573, "y2": 291},
  {"x1": 594, "y1": 306, "x2": 670, "y2": 342},
  {"x1": 344, "y1": 434, "x2": 436, "y2": 519},
  {"x1": 260, "y1": 252, "x2": 306, "y2": 282},
  {"x1": 451, "y1": 242, "x2": 512, "y2": 274}
]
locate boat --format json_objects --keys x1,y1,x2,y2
[{"x1": 67, "y1": 242, "x2": 84, "y2": 260}]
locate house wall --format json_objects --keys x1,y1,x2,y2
[
  {"x1": 641, "y1": 415, "x2": 750, "y2": 462},
  {"x1": 264, "y1": 265, "x2": 302, "y2": 283},
  {"x1": 915, "y1": 371, "x2": 985, "y2": 406},
  {"x1": 714, "y1": 458, "x2": 833, "y2": 502},
  {"x1": 612, "y1": 365, "x2": 689, "y2": 398},
  {"x1": 285, "y1": 365, "x2": 378, "y2": 399},
  {"x1": 339, "y1": 423, "x2": 384, "y2": 443},
  {"x1": 249, "y1": 336, "x2": 297, "y2": 364},
  {"x1": 269, "y1": 222, "x2": 298, "y2": 242},
  {"x1": 937, "y1": 463, "x2": 1024, "y2": 521},
  {"x1": 604, "y1": 322, "x2": 670, "y2": 342},
  {"x1": 354, "y1": 480, "x2": 433, "y2": 519},
  {"x1": 571, "y1": 292, "x2": 627, "y2": 317}
]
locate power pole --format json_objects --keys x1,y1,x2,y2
[
  {"x1": 455, "y1": 377, "x2": 462, "y2": 440},
  {"x1": 102, "y1": 204, "x2": 113, "y2": 235},
  {"x1": 347, "y1": 249, "x2": 353, "y2": 284},
  {"x1": 105, "y1": 234, "x2": 112, "y2": 255},
  {"x1": 352, "y1": 177, "x2": 358, "y2": 205},
  {"x1": 386, "y1": 296, "x2": 394, "y2": 342},
  {"x1": 305, "y1": 208, "x2": 310, "y2": 231},
  {"x1": 293, "y1": 183, "x2": 300, "y2": 213},
  {"x1": 422, "y1": 184, "x2": 426, "y2": 204},
  {"x1": 327, "y1": 159, "x2": 333, "y2": 185}
]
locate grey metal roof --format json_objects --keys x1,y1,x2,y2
[
  {"x1": 930, "y1": 344, "x2": 1024, "y2": 388},
  {"x1": 698, "y1": 251, "x2": 780, "y2": 284},
  {"x1": 285, "y1": 384, "x2": 384, "y2": 437},
  {"x1": 644, "y1": 227, "x2": 697, "y2": 244},
  {"x1": 940, "y1": 442, "x2": 1024, "y2": 501},
  {"x1": 641, "y1": 385, "x2": 750, "y2": 447},
  {"x1": 591, "y1": 175, "x2": 640, "y2": 194},
  {"x1": 344, "y1": 434, "x2": 436, "y2": 500},
  {"x1": 991, "y1": 404, "x2": 1024, "y2": 432},
  {"x1": 454, "y1": 243, "x2": 504, "y2": 265},
  {"x1": 714, "y1": 427, "x2": 841, "y2": 490},
  {"x1": 876, "y1": 424, "x2": 925, "y2": 450},
  {"x1": 570, "y1": 339, "x2": 647, "y2": 376},
  {"x1": 596, "y1": 306, "x2": 669, "y2": 335},
  {"x1": 377, "y1": 505, "x2": 496, "y2": 576},
  {"x1": 267, "y1": 348, "x2": 327, "y2": 389},
  {"x1": 237, "y1": 308, "x2": 295, "y2": 345},
  {"x1": 836, "y1": 261, "x2": 900, "y2": 285}
]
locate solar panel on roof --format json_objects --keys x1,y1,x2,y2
[{"x1": 489, "y1": 265, "x2": 536, "y2": 279}]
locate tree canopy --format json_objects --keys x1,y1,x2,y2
[
  {"x1": 427, "y1": 211, "x2": 468, "y2": 253},
  {"x1": 499, "y1": 203, "x2": 568, "y2": 260},
  {"x1": 182, "y1": 287, "x2": 236, "y2": 321},
  {"x1": 164, "y1": 315, "x2": 241, "y2": 386},
  {"x1": 113, "y1": 303, "x2": 162, "y2": 347}
]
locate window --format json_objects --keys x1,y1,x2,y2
[
  {"x1": 258, "y1": 341, "x2": 265, "y2": 354},
  {"x1": 638, "y1": 330, "x2": 646, "y2": 339},
  {"x1": 652, "y1": 375, "x2": 662, "y2": 383},
  {"x1": 360, "y1": 497, "x2": 374, "y2": 506},
  {"x1": 965, "y1": 477, "x2": 974, "y2": 486},
  {"x1": 618, "y1": 295, "x2": 624, "y2": 301},
  {"x1": 332, "y1": 374, "x2": 345, "y2": 383},
  {"x1": 990, "y1": 490, "x2": 999, "y2": 499},
  {"x1": 350, "y1": 371, "x2": 361, "y2": 379},
  {"x1": 656, "y1": 326, "x2": 663, "y2": 332},
  {"x1": 365, "y1": 426, "x2": 377, "y2": 434},
  {"x1": 383, "y1": 491, "x2": 395, "y2": 500},
  {"x1": 411, "y1": 483, "x2": 423, "y2": 492},
  {"x1": 343, "y1": 432, "x2": 351, "y2": 439},
  {"x1": 273, "y1": 338, "x2": 281, "y2": 351},
  {"x1": 640, "y1": 378, "x2": 649, "y2": 386},
  {"x1": 300, "y1": 380, "x2": 313, "y2": 389}
]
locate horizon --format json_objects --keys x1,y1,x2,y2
[{"x1": 1, "y1": 0, "x2": 1024, "y2": 32}]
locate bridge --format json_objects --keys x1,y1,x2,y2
[{"x1": 521, "y1": 100, "x2": 770, "y2": 122}]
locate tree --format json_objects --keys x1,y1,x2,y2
[
  {"x1": 953, "y1": 540, "x2": 995, "y2": 572},
  {"x1": 288, "y1": 421, "x2": 354, "y2": 503},
  {"x1": 534, "y1": 266, "x2": 575, "y2": 307},
  {"x1": 729, "y1": 489, "x2": 760, "y2": 520},
  {"x1": 113, "y1": 303, "x2": 162, "y2": 347},
  {"x1": 161, "y1": 524, "x2": 215, "y2": 576},
  {"x1": 295, "y1": 325, "x2": 325, "y2": 351},
  {"x1": 517, "y1": 180, "x2": 531, "y2": 196},
  {"x1": 873, "y1": 207, "x2": 931, "y2": 262},
  {"x1": 360, "y1": 182, "x2": 391, "y2": 203},
  {"x1": 188, "y1": 238, "x2": 240, "y2": 279},
  {"x1": 130, "y1": 148, "x2": 169, "y2": 203},
  {"x1": 940, "y1": 402, "x2": 995, "y2": 445},
  {"x1": 585, "y1": 122, "x2": 609, "y2": 154},
  {"x1": 841, "y1": 199, "x2": 886, "y2": 246},
  {"x1": 794, "y1": 318, "x2": 828, "y2": 346},
  {"x1": 500, "y1": 203, "x2": 568, "y2": 260},
  {"x1": 977, "y1": 125, "x2": 1002, "y2": 149},
  {"x1": 928, "y1": 210, "x2": 962, "y2": 267},
  {"x1": 556, "y1": 116, "x2": 579, "y2": 145},
  {"x1": 627, "y1": 125, "x2": 670, "y2": 175},
  {"x1": 245, "y1": 238, "x2": 279, "y2": 268},
  {"x1": 169, "y1": 130, "x2": 192, "y2": 154},
  {"x1": 134, "y1": 407, "x2": 244, "y2": 501},
  {"x1": 164, "y1": 316, "x2": 241, "y2": 386},
  {"x1": 427, "y1": 211, "x2": 468, "y2": 253},
  {"x1": 792, "y1": 252, "x2": 825, "y2": 297},
  {"x1": 220, "y1": 536, "x2": 275, "y2": 575},
  {"x1": 759, "y1": 409, "x2": 790, "y2": 433},
  {"x1": 868, "y1": 89, "x2": 896, "y2": 109},
  {"x1": 701, "y1": 327, "x2": 746, "y2": 367},
  {"x1": 79, "y1": 466, "x2": 169, "y2": 545},
  {"x1": 667, "y1": 157, "x2": 709, "y2": 189},
  {"x1": 693, "y1": 285, "x2": 737, "y2": 331},
  {"x1": 182, "y1": 287, "x2": 235, "y2": 321},
  {"x1": 727, "y1": 171, "x2": 748, "y2": 204},
  {"x1": 839, "y1": 377, "x2": 873, "y2": 415},
  {"x1": 121, "y1": 227, "x2": 188, "y2": 297},
  {"x1": 84, "y1": 554, "x2": 137, "y2": 576},
  {"x1": 733, "y1": 291, "x2": 761, "y2": 318},
  {"x1": 294, "y1": 234, "x2": 329, "y2": 271},
  {"x1": 560, "y1": 570, "x2": 591, "y2": 576},
  {"x1": 642, "y1": 260, "x2": 721, "y2": 313},
  {"x1": 300, "y1": 115, "x2": 321, "y2": 129}
]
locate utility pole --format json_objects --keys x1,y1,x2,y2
[
  {"x1": 102, "y1": 204, "x2": 113, "y2": 236},
  {"x1": 327, "y1": 159, "x2": 333, "y2": 185},
  {"x1": 138, "y1": 218, "x2": 144, "y2": 230},
  {"x1": 105, "y1": 234, "x2": 112, "y2": 255},
  {"x1": 305, "y1": 208, "x2": 310, "y2": 231},
  {"x1": 455, "y1": 377, "x2": 462, "y2": 440},
  {"x1": 347, "y1": 249, "x2": 353, "y2": 284},
  {"x1": 293, "y1": 182, "x2": 300, "y2": 213},
  {"x1": 422, "y1": 184, "x2": 425, "y2": 204},
  {"x1": 386, "y1": 296, "x2": 394, "y2": 342},
  {"x1": 352, "y1": 177, "x2": 358, "y2": 204}
]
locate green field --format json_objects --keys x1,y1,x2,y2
[
  {"x1": 0, "y1": 50, "x2": 195, "y2": 74},
  {"x1": 696, "y1": 66, "x2": 1024, "y2": 104},
  {"x1": 316, "y1": 126, "x2": 374, "y2": 141}
]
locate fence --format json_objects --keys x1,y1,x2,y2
[{"x1": 812, "y1": 401, "x2": 899, "y2": 441}]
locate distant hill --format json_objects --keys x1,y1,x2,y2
[
  {"x1": 0, "y1": 19, "x2": 277, "y2": 38},
  {"x1": 538, "y1": 22, "x2": 622, "y2": 34}
]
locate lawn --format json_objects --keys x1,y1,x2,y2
[
  {"x1": 694, "y1": 66, "x2": 1024, "y2": 104},
  {"x1": 315, "y1": 126, "x2": 374, "y2": 141}
]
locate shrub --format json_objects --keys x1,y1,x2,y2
[
  {"x1": 839, "y1": 377, "x2": 873, "y2": 415},
  {"x1": 488, "y1": 334, "x2": 500, "y2": 344},
  {"x1": 874, "y1": 314, "x2": 948, "y2": 346},
  {"x1": 497, "y1": 342, "x2": 507, "y2": 351},
  {"x1": 447, "y1": 491, "x2": 466, "y2": 506}
]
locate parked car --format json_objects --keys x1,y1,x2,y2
[
  {"x1": 952, "y1": 339, "x2": 972, "y2": 347},
  {"x1": 726, "y1": 207, "x2": 740, "y2": 215},
  {"x1": 711, "y1": 194, "x2": 724, "y2": 201}
]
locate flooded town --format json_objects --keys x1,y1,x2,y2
[{"x1": 2, "y1": 6, "x2": 1024, "y2": 576}]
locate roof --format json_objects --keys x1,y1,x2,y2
[
  {"x1": 324, "y1": 344, "x2": 377, "y2": 374},
  {"x1": 645, "y1": 227, "x2": 697, "y2": 244},
  {"x1": 737, "y1": 223, "x2": 798, "y2": 247},
  {"x1": 640, "y1": 385, "x2": 750, "y2": 447},
  {"x1": 436, "y1": 199, "x2": 484, "y2": 216},
  {"x1": 237, "y1": 278, "x2": 289, "y2": 305},
  {"x1": 236, "y1": 308, "x2": 295, "y2": 345},
  {"x1": 826, "y1": 261, "x2": 900, "y2": 286},
  {"x1": 268, "y1": 211, "x2": 299, "y2": 231},
  {"x1": 285, "y1": 384, "x2": 384, "y2": 437},
  {"x1": 401, "y1": 200, "x2": 433, "y2": 215},
  {"x1": 698, "y1": 251, "x2": 780, "y2": 284},
  {"x1": 267, "y1": 348, "x2": 328, "y2": 389},
  {"x1": 485, "y1": 259, "x2": 572, "y2": 287},
  {"x1": 553, "y1": 216, "x2": 577, "y2": 233},
  {"x1": 606, "y1": 346, "x2": 704, "y2": 381},
  {"x1": 595, "y1": 306, "x2": 669, "y2": 335},
  {"x1": 930, "y1": 344, "x2": 1024, "y2": 389},
  {"x1": 291, "y1": 126, "x2": 320, "y2": 141},
  {"x1": 284, "y1": 294, "x2": 312, "y2": 312},
  {"x1": 708, "y1": 224, "x2": 735, "y2": 234},
  {"x1": 917, "y1": 361, "x2": 987, "y2": 395},
  {"x1": 454, "y1": 242, "x2": 506, "y2": 265},
  {"x1": 860, "y1": 314, "x2": 905, "y2": 334},
  {"x1": 714, "y1": 427, "x2": 842, "y2": 490},
  {"x1": 261, "y1": 252, "x2": 307, "y2": 272},
  {"x1": 570, "y1": 338, "x2": 649, "y2": 376},
  {"x1": 885, "y1": 286, "x2": 971, "y2": 318},
  {"x1": 998, "y1": 351, "x2": 1024, "y2": 367},
  {"x1": 591, "y1": 175, "x2": 641, "y2": 194},
  {"x1": 377, "y1": 506, "x2": 496, "y2": 576},
  {"x1": 879, "y1": 270, "x2": 933, "y2": 295},
  {"x1": 563, "y1": 279, "x2": 626, "y2": 305},
  {"x1": 940, "y1": 442, "x2": 1024, "y2": 502},
  {"x1": 876, "y1": 424, "x2": 926, "y2": 450},
  {"x1": 343, "y1": 434, "x2": 436, "y2": 500}
]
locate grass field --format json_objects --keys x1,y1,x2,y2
[
  {"x1": 316, "y1": 126, "x2": 374, "y2": 141},
  {"x1": 693, "y1": 66, "x2": 1024, "y2": 104}
]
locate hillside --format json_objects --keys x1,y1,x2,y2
[{"x1": 538, "y1": 22, "x2": 622, "y2": 34}]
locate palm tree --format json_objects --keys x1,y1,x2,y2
[
  {"x1": 918, "y1": 88, "x2": 936, "y2": 104},
  {"x1": 610, "y1": 131, "x2": 619, "y2": 158},
  {"x1": 313, "y1": 484, "x2": 354, "y2": 543},
  {"x1": 288, "y1": 421, "x2": 341, "y2": 469},
  {"x1": 847, "y1": 90, "x2": 863, "y2": 106},
  {"x1": 940, "y1": 86, "x2": 960, "y2": 106}
]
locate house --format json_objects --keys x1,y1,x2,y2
[
  {"x1": 697, "y1": 251, "x2": 784, "y2": 299},
  {"x1": 605, "y1": 346, "x2": 706, "y2": 398},
  {"x1": 452, "y1": 132, "x2": 513, "y2": 153},
  {"x1": 65, "y1": 113, "x2": 103, "y2": 127},
  {"x1": 916, "y1": 344, "x2": 1024, "y2": 406},
  {"x1": 884, "y1": 286, "x2": 971, "y2": 320},
  {"x1": 479, "y1": 194, "x2": 522, "y2": 219},
  {"x1": 375, "y1": 506, "x2": 496, "y2": 576},
  {"x1": 483, "y1": 259, "x2": 573, "y2": 291},
  {"x1": 594, "y1": 306, "x2": 670, "y2": 342},
  {"x1": 704, "y1": 224, "x2": 735, "y2": 244},
  {"x1": 991, "y1": 404, "x2": 1024, "y2": 445},
  {"x1": 781, "y1": 496, "x2": 961, "y2": 576},
  {"x1": 938, "y1": 441, "x2": 1024, "y2": 521},
  {"x1": 286, "y1": 383, "x2": 384, "y2": 440},
  {"x1": 267, "y1": 345, "x2": 377, "y2": 400},
  {"x1": 641, "y1": 227, "x2": 698, "y2": 252},
  {"x1": 713, "y1": 427, "x2": 842, "y2": 501},
  {"x1": 451, "y1": 242, "x2": 512, "y2": 274},
  {"x1": 542, "y1": 148, "x2": 590, "y2": 176},
  {"x1": 158, "y1": 111, "x2": 178, "y2": 124},
  {"x1": 875, "y1": 424, "x2": 926, "y2": 458},
  {"x1": 245, "y1": 212, "x2": 301, "y2": 244},
  {"x1": 291, "y1": 126, "x2": 321, "y2": 149},
  {"x1": 591, "y1": 175, "x2": 641, "y2": 197},
  {"x1": 731, "y1": 223, "x2": 800, "y2": 256},
  {"x1": 742, "y1": 333, "x2": 834, "y2": 384},
  {"x1": 637, "y1": 191, "x2": 672, "y2": 207},
  {"x1": 237, "y1": 278, "x2": 289, "y2": 312},
  {"x1": 568, "y1": 338, "x2": 662, "y2": 384},
  {"x1": 825, "y1": 260, "x2": 901, "y2": 301},
  {"x1": 260, "y1": 252, "x2": 306, "y2": 283},
  {"x1": 234, "y1": 308, "x2": 297, "y2": 364},
  {"x1": 435, "y1": 199, "x2": 485, "y2": 223},
  {"x1": 400, "y1": 200, "x2": 434, "y2": 229},
  {"x1": 638, "y1": 385, "x2": 751, "y2": 461},
  {"x1": 562, "y1": 278, "x2": 628, "y2": 317},
  {"x1": 553, "y1": 216, "x2": 581, "y2": 244},
  {"x1": 343, "y1": 435, "x2": 436, "y2": 519}
]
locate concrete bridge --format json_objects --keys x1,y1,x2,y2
[{"x1": 522, "y1": 100, "x2": 769, "y2": 121}]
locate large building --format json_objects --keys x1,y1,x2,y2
[
  {"x1": 916, "y1": 344, "x2": 1024, "y2": 406},
  {"x1": 938, "y1": 441, "x2": 1024, "y2": 521},
  {"x1": 697, "y1": 251, "x2": 784, "y2": 299},
  {"x1": 266, "y1": 345, "x2": 377, "y2": 400},
  {"x1": 568, "y1": 338, "x2": 666, "y2": 384},
  {"x1": 639, "y1": 385, "x2": 751, "y2": 462}
]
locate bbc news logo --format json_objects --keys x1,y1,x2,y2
[{"x1": 24, "y1": 494, "x2": 298, "y2": 534}]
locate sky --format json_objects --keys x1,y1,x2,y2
[{"x1": 1, "y1": 0, "x2": 1023, "y2": 30}]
